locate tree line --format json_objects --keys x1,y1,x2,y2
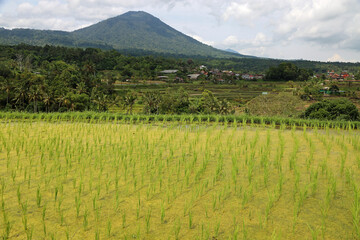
[
  {"x1": 139, "y1": 88, "x2": 233, "y2": 115},
  {"x1": 0, "y1": 44, "x2": 194, "y2": 112},
  {"x1": 0, "y1": 60, "x2": 114, "y2": 112},
  {"x1": 0, "y1": 44, "x2": 234, "y2": 114}
]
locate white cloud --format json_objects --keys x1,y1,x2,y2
[
  {"x1": 223, "y1": 35, "x2": 238, "y2": 46},
  {"x1": 223, "y1": 2, "x2": 252, "y2": 21},
  {"x1": 327, "y1": 54, "x2": 344, "y2": 62},
  {"x1": 253, "y1": 32, "x2": 269, "y2": 46},
  {"x1": 0, "y1": 0, "x2": 188, "y2": 30},
  {"x1": 275, "y1": 0, "x2": 360, "y2": 48},
  {"x1": 327, "y1": 53, "x2": 358, "y2": 63}
]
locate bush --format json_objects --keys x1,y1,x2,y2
[
  {"x1": 264, "y1": 62, "x2": 312, "y2": 81},
  {"x1": 303, "y1": 99, "x2": 359, "y2": 121}
]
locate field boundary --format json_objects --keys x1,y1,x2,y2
[{"x1": 0, "y1": 111, "x2": 359, "y2": 130}]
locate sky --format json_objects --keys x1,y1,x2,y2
[{"x1": 0, "y1": 0, "x2": 359, "y2": 62}]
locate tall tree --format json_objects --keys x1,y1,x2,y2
[
  {"x1": 0, "y1": 76, "x2": 13, "y2": 105},
  {"x1": 122, "y1": 91, "x2": 137, "y2": 114},
  {"x1": 28, "y1": 85, "x2": 43, "y2": 113},
  {"x1": 42, "y1": 92, "x2": 53, "y2": 113},
  {"x1": 14, "y1": 83, "x2": 29, "y2": 109}
]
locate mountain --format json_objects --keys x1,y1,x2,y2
[
  {"x1": 0, "y1": 11, "x2": 251, "y2": 58},
  {"x1": 224, "y1": 49, "x2": 239, "y2": 54},
  {"x1": 223, "y1": 49, "x2": 250, "y2": 57}
]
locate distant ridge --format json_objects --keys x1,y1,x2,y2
[
  {"x1": 225, "y1": 49, "x2": 241, "y2": 54},
  {"x1": 0, "y1": 11, "x2": 253, "y2": 58}
]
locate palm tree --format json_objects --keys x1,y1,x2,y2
[
  {"x1": 76, "y1": 82, "x2": 87, "y2": 94},
  {"x1": 14, "y1": 84, "x2": 28, "y2": 110},
  {"x1": 91, "y1": 89, "x2": 109, "y2": 112},
  {"x1": 28, "y1": 85, "x2": 43, "y2": 113},
  {"x1": 63, "y1": 96, "x2": 71, "y2": 111},
  {"x1": 123, "y1": 91, "x2": 137, "y2": 114},
  {"x1": 83, "y1": 62, "x2": 96, "y2": 77},
  {"x1": 43, "y1": 93, "x2": 53, "y2": 113},
  {"x1": 57, "y1": 94, "x2": 71, "y2": 111},
  {"x1": 0, "y1": 76, "x2": 13, "y2": 105}
]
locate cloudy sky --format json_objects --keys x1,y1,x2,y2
[{"x1": 0, "y1": 0, "x2": 359, "y2": 62}]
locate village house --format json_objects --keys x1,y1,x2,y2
[
  {"x1": 160, "y1": 70, "x2": 178, "y2": 74},
  {"x1": 157, "y1": 76, "x2": 169, "y2": 80},
  {"x1": 187, "y1": 74, "x2": 201, "y2": 80},
  {"x1": 327, "y1": 70, "x2": 353, "y2": 81},
  {"x1": 241, "y1": 74, "x2": 264, "y2": 80},
  {"x1": 199, "y1": 65, "x2": 207, "y2": 70}
]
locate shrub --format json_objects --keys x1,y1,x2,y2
[{"x1": 303, "y1": 99, "x2": 359, "y2": 121}]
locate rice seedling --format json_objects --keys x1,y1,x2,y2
[
  {"x1": 188, "y1": 210, "x2": 193, "y2": 229},
  {"x1": 0, "y1": 114, "x2": 358, "y2": 239},
  {"x1": 83, "y1": 207, "x2": 89, "y2": 230},
  {"x1": 174, "y1": 218, "x2": 181, "y2": 240},
  {"x1": 160, "y1": 201, "x2": 165, "y2": 224}
]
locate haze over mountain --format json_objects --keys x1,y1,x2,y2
[{"x1": 0, "y1": 11, "x2": 250, "y2": 58}]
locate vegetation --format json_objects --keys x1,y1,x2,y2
[
  {"x1": 0, "y1": 116, "x2": 360, "y2": 240},
  {"x1": 1, "y1": 44, "x2": 360, "y2": 117},
  {"x1": 1, "y1": 111, "x2": 360, "y2": 129},
  {"x1": 264, "y1": 62, "x2": 313, "y2": 81},
  {"x1": 2, "y1": 10, "x2": 360, "y2": 240},
  {"x1": 0, "y1": 58, "x2": 114, "y2": 112},
  {"x1": 304, "y1": 98, "x2": 360, "y2": 121}
]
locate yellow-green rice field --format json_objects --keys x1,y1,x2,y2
[{"x1": 1, "y1": 120, "x2": 360, "y2": 239}]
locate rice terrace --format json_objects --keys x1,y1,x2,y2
[{"x1": 1, "y1": 113, "x2": 360, "y2": 239}]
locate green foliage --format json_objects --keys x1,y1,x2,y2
[
  {"x1": 0, "y1": 63, "x2": 13, "y2": 79},
  {"x1": 197, "y1": 90, "x2": 233, "y2": 114},
  {"x1": 265, "y1": 63, "x2": 313, "y2": 81},
  {"x1": 300, "y1": 85, "x2": 323, "y2": 101},
  {"x1": 304, "y1": 99, "x2": 359, "y2": 121},
  {"x1": 0, "y1": 43, "x2": 359, "y2": 115},
  {"x1": 355, "y1": 69, "x2": 360, "y2": 80},
  {"x1": 142, "y1": 91, "x2": 162, "y2": 114},
  {"x1": 0, "y1": 61, "x2": 112, "y2": 112},
  {"x1": 158, "y1": 87, "x2": 191, "y2": 114},
  {"x1": 121, "y1": 91, "x2": 137, "y2": 114},
  {"x1": 142, "y1": 88, "x2": 233, "y2": 115}
]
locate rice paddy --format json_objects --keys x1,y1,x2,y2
[{"x1": 1, "y1": 117, "x2": 360, "y2": 239}]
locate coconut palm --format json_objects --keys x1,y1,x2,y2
[
  {"x1": 43, "y1": 92, "x2": 53, "y2": 113},
  {"x1": 0, "y1": 76, "x2": 13, "y2": 105},
  {"x1": 28, "y1": 85, "x2": 43, "y2": 113},
  {"x1": 14, "y1": 84, "x2": 28, "y2": 109},
  {"x1": 76, "y1": 82, "x2": 87, "y2": 94},
  {"x1": 123, "y1": 91, "x2": 137, "y2": 114}
]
